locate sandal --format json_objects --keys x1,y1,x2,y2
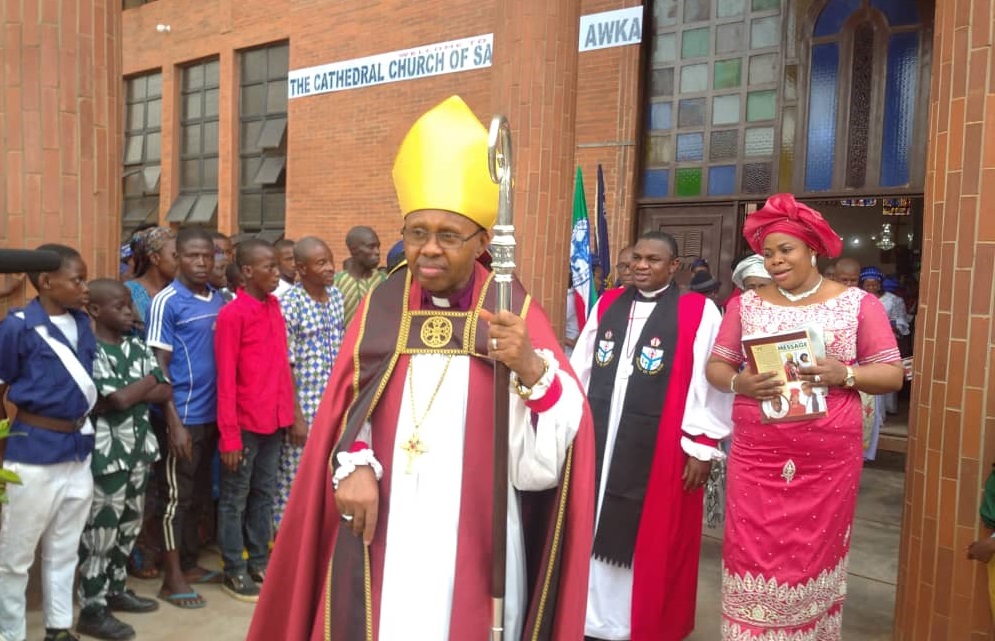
[
  {"x1": 156, "y1": 590, "x2": 206, "y2": 609},
  {"x1": 184, "y1": 567, "x2": 222, "y2": 584}
]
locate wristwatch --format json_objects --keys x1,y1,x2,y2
[{"x1": 843, "y1": 366, "x2": 857, "y2": 389}]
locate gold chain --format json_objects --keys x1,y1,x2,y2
[{"x1": 407, "y1": 355, "x2": 454, "y2": 430}]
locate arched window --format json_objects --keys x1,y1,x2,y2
[{"x1": 802, "y1": 0, "x2": 924, "y2": 192}]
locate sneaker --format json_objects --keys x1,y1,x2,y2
[
  {"x1": 248, "y1": 567, "x2": 266, "y2": 584},
  {"x1": 75, "y1": 608, "x2": 135, "y2": 641},
  {"x1": 107, "y1": 589, "x2": 159, "y2": 613},
  {"x1": 45, "y1": 628, "x2": 83, "y2": 641},
  {"x1": 221, "y1": 572, "x2": 260, "y2": 602}
]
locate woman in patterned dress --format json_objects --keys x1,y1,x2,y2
[
  {"x1": 705, "y1": 194, "x2": 904, "y2": 640},
  {"x1": 275, "y1": 237, "x2": 346, "y2": 531}
]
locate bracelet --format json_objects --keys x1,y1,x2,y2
[
  {"x1": 332, "y1": 448, "x2": 383, "y2": 491},
  {"x1": 513, "y1": 349, "x2": 557, "y2": 400},
  {"x1": 729, "y1": 374, "x2": 739, "y2": 394}
]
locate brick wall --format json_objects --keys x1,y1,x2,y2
[
  {"x1": 119, "y1": 0, "x2": 643, "y2": 320},
  {"x1": 575, "y1": 0, "x2": 643, "y2": 262},
  {"x1": 894, "y1": 0, "x2": 995, "y2": 638},
  {"x1": 1, "y1": 0, "x2": 121, "y2": 310}
]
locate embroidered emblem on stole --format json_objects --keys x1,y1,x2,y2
[
  {"x1": 420, "y1": 316, "x2": 454, "y2": 348},
  {"x1": 596, "y1": 330, "x2": 615, "y2": 367},
  {"x1": 636, "y1": 336, "x2": 665, "y2": 375}
]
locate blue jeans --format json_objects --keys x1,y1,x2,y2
[{"x1": 217, "y1": 430, "x2": 281, "y2": 575}]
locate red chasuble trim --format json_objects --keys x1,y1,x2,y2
[
  {"x1": 686, "y1": 432, "x2": 719, "y2": 448},
  {"x1": 525, "y1": 374, "x2": 562, "y2": 414},
  {"x1": 631, "y1": 292, "x2": 708, "y2": 641}
]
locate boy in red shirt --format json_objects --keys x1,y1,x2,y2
[{"x1": 214, "y1": 239, "x2": 296, "y2": 602}]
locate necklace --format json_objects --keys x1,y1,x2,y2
[
  {"x1": 778, "y1": 276, "x2": 823, "y2": 303},
  {"x1": 400, "y1": 355, "x2": 454, "y2": 474}
]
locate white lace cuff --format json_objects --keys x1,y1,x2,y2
[{"x1": 332, "y1": 448, "x2": 383, "y2": 491}]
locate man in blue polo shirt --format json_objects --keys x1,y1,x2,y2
[
  {"x1": 145, "y1": 226, "x2": 224, "y2": 609},
  {"x1": 0, "y1": 244, "x2": 97, "y2": 641}
]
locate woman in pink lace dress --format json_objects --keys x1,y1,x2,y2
[{"x1": 706, "y1": 194, "x2": 903, "y2": 640}]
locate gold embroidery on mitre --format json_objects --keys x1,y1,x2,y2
[
  {"x1": 420, "y1": 316, "x2": 454, "y2": 348},
  {"x1": 391, "y1": 96, "x2": 498, "y2": 228},
  {"x1": 721, "y1": 555, "x2": 849, "y2": 629},
  {"x1": 782, "y1": 459, "x2": 797, "y2": 484}
]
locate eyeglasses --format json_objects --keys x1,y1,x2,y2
[
  {"x1": 401, "y1": 227, "x2": 484, "y2": 251},
  {"x1": 615, "y1": 262, "x2": 631, "y2": 272}
]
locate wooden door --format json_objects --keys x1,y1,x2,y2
[{"x1": 637, "y1": 204, "x2": 739, "y2": 296}]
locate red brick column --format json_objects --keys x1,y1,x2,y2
[
  {"x1": 894, "y1": 0, "x2": 995, "y2": 637},
  {"x1": 490, "y1": 0, "x2": 582, "y2": 332},
  {"x1": 0, "y1": 0, "x2": 121, "y2": 309}
]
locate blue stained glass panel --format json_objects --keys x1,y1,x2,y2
[
  {"x1": 676, "y1": 132, "x2": 704, "y2": 161},
  {"x1": 880, "y1": 33, "x2": 918, "y2": 187},
  {"x1": 649, "y1": 102, "x2": 673, "y2": 130},
  {"x1": 805, "y1": 43, "x2": 840, "y2": 192},
  {"x1": 814, "y1": 0, "x2": 861, "y2": 36},
  {"x1": 708, "y1": 165, "x2": 736, "y2": 196},
  {"x1": 871, "y1": 0, "x2": 920, "y2": 26},
  {"x1": 644, "y1": 169, "x2": 670, "y2": 197}
]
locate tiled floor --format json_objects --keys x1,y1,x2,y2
[{"x1": 26, "y1": 461, "x2": 904, "y2": 641}]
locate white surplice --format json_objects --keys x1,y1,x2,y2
[
  {"x1": 365, "y1": 341, "x2": 584, "y2": 641},
  {"x1": 569, "y1": 287, "x2": 732, "y2": 640}
]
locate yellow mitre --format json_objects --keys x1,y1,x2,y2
[{"x1": 392, "y1": 96, "x2": 498, "y2": 229}]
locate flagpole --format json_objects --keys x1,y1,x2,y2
[{"x1": 487, "y1": 114, "x2": 514, "y2": 641}]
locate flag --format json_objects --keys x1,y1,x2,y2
[
  {"x1": 594, "y1": 164, "x2": 611, "y2": 294},
  {"x1": 570, "y1": 166, "x2": 596, "y2": 326}
]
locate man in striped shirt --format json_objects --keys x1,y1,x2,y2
[
  {"x1": 332, "y1": 226, "x2": 385, "y2": 325},
  {"x1": 145, "y1": 226, "x2": 225, "y2": 610}
]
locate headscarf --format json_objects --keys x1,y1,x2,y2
[
  {"x1": 132, "y1": 227, "x2": 176, "y2": 256},
  {"x1": 742, "y1": 193, "x2": 843, "y2": 258},
  {"x1": 859, "y1": 266, "x2": 885, "y2": 285},
  {"x1": 731, "y1": 254, "x2": 771, "y2": 289},
  {"x1": 688, "y1": 270, "x2": 720, "y2": 293}
]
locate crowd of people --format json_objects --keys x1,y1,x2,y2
[{"x1": 0, "y1": 94, "x2": 912, "y2": 641}]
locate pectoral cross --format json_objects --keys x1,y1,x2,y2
[{"x1": 400, "y1": 432, "x2": 428, "y2": 474}]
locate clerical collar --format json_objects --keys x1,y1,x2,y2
[
  {"x1": 420, "y1": 271, "x2": 476, "y2": 311},
  {"x1": 634, "y1": 283, "x2": 671, "y2": 302}
]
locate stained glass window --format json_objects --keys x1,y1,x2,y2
[
  {"x1": 644, "y1": 0, "x2": 783, "y2": 198},
  {"x1": 804, "y1": 43, "x2": 839, "y2": 191},
  {"x1": 677, "y1": 133, "x2": 705, "y2": 161},
  {"x1": 846, "y1": 22, "x2": 874, "y2": 188},
  {"x1": 649, "y1": 102, "x2": 673, "y2": 130},
  {"x1": 675, "y1": 167, "x2": 703, "y2": 196},
  {"x1": 714, "y1": 59, "x2": 742, "y2": 89},
  {"x1": 708, "y1": 165, "x2": 737, "y2": 195},
  {"x1": 870, "y1": 0, "x2": 919, "y2": 26},
  {"x1": 802, "y1": 0, "x2": 924, "y2": 192},
  {"x1": 717, "y1": 0, "x2": 744, "y2": 18},
  {"x1": 710, "y1": 130, "x2": 739, "y2": 160},
  {"x1": 682, "y1": 28, "x2": 711, "y2": 58},
  {"x1": 712, "y1": 95, "x2": 741, "y2": 125},
  {"x1": 750, "y1": 17, "x2": 780, "y2": 49},
  {"x1": 881, "y1": 32, "x2": 919, "y2": 186},
  {"x1": 681, "y1": 64, "x2": 709, "y2": 92},
  {"x1": 644, "y1": 170, "x2": 670, "y2": 197}
]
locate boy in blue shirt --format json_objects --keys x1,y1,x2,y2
[
  {"x1": 0, "y1": 244, "x2": 97, "y2": 641},
  {"x1": 145, "y1": 227, "x2": 224, "y2": 609}
]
